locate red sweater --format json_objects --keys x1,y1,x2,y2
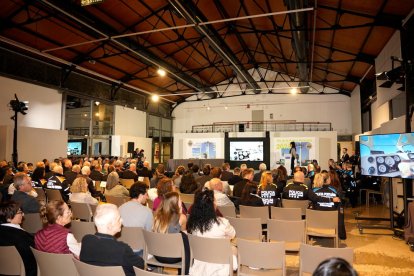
[{"x1": 35, "y1": 223, "x2": 70, "y2": 254}]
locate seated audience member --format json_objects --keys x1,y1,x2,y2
[
  {"x1": 307, "y1": 163, "x2": 316, "y2": 185},
  {"x1": 153, "y1": 178, "x2": 174, "y2": 211},
  {"x1": 80, "y1": 166, "x2": 104, "y2": 201},
  {"x1": 46, "y1": 165, "x2": 70, "y2": 202},
  {"x1": 44, "y1": 162, "x2": 57, "y2": 179},
  {"x1": 233, "y1": 168, "x2": 255, "y2": 198},
  {"x1": 207, "y1": 178, "x2": 235, "y2": 207},
  {"x1": 228, "y1": 167, "x2": 242, "y2": 186},
  {"x1": 172, "y1": 165, "x2": 186, "y2": 189},
  {"x1": 195, "y1": 165, "x2": 212, "y2": 187},
  {"x1": 187, "y1": 189, "x2": 237, "y2": 275},
  {"x1": 104, "y1": 172, "x2": 129, "y2": 198},
  {"x1": 220, "y1": 163, "x2": 233, "y2": 181},
  {"x1": 11, "y1": 172, "x2": 40, "y2": 213},
  {"x1": 1, "y1": 165, "x2": 14, "y2": 186},
  {"x1": 283, "y1": 171, "x2": 340, "y2": 204},
  {"x1": 191, "y1": 164, "x2": 200, "y2": 179},
  {"x1": 153, "y1": 192, "x2": 189, "y2": 274},
  {"x1": 137, "y1": 161, "x2": 153, "y2": 180},
  {"x1": 63, "y1": 159, "x2": 72, "y2": 173},
  {"x1": 0, "y1": 201, "x2": 37, "y2": 276},
  {"x1": 35, "y1": 200, "x2": 80, "y2": 257},
  {"x1": 253, "y1": 163, "x2": 267, "y2": 182},
  {"x1": 69, "y1": 177, "x2": 99, "y2": 205},
  {"x1": 31, "y1": 166, "x2": 46, "y2": 187},
  {"x1": 312, "y1": 172, "x2": 339, "y2": 210},
  {"x1": 238, "y1": 182, "x2": 264, "y2": 206},
  {"x1": 121, "y1": 163, "x2": 138, "y2": 182},
  {"x1": 313, "y1": 257, "x2": 357, "y2": 276},
  {"x1": 258, "y1": 171, "x2": 279, "y2": 206},
  {"x1": 64, "y1": 164, "x2": 80, "y2": 185},
  {"x1": 179, "y1": 171, "x2": 198, "y2": 194},
  {"x1": 150, "y1": 164, "x2": 166, "y2": 188},
  {"x1": 80, "y1": 204, "x2": 144, "y2": 276},
  {"x1": 90, "y1": 164, "x2": 104, "y2": 181},
  {"x1": 119, "y1": 182, "x2": 153, "y2": 231}
]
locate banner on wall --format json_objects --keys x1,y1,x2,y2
[
  {"x1": 184, "y1": 139, "x2": 217, "y2": 159},
  {"x1": 274, "y1": 137, "x2": 316, "y2": 166}
]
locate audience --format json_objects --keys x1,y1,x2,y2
[
  {"x1": 239, "y1": 182, "x2": 264, "y2": 206},
  {"x1": 153, "y1": 178, "x2": 175, "y2": 211},
  {"x1": 179, "y1": 171, "x2": 198, "y2": 194},
  {"x1": 80, "y1": 204, "x2": 144, "y2": 276},
  {"x1": 0, "y1": 201, "x2": 37, "y2": 276},
  {"x1": 207, "y1": 178, "x2": 235, "y2": 207},
  {"x1": 35, "y1": 200, "x2": 80, "y2": 257},
  {"x1": 69, "y1": 177, "x2": 99, "y2": 205},
  {"x1": 104, "y1": 172, "x2": 129, "y2": 197}
]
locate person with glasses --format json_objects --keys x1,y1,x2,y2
[
  {"x1": 35, "y1": 200, "x2": 80, "y2": 257},
  {"x1": 0, "y1": 201, "x2": 37, "y2": 276},
  {"x1": 11, "y1": 172, "x2": 40, "y2": 214}
]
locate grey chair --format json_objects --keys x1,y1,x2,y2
[
  {"x1": 227, "y1": 217, "x2": 263, "y2": 241},
  {"x1": 70, "y1": 202, "x2": 94, "y2": 222},
  {"x1": 118, "y1": 227, "x2": 145, "y2": 252},
  {"x1": 267, "y1": 219, "x2": 305, "y2": 252},
  {"x1": 21, "y1": 212, "x2": 43, "y2": 234},
  {"x1": 69, "y1": 220, "x2": 96, "y2": 241},
  {"x1": 31, "y1": 247, "x2": 79, "y2": 276},
  {"x1": 305, "y1": 209, "x2": 339, "y2": 247},
  {"x1": 0, "y1": 246, "x2": 25, "y2": 276},
  {"x1": 271, "y1": 206, "x2": 302, "y2": 221},
  {"x1": 73, "y1": 258, "x2": 125, "y2": 276},
  {"x1": 281, "y1": 199, "x2": 309, "y2": 216}
]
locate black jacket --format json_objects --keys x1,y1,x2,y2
[{"x1": 80, "y1": 233, "x2": 144, "y2": 276}]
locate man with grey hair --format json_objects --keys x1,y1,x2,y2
[
  {"x1": 11, "y1": 172, "x2": 40, "y2": 213},
  {"x1": 121, "y1": 163, "x2": 138, "y2": 182},
  {"x1": 137, "y1": 160, "x2": 153, "y2": 180},
  {"x1": 64, "y1": 164, "x2": 80, "y2": 185},
  {"x1": 81, "y1": 165, "x2": 104, "y2": 200},
  {"x1": 46, "y1": 165, "x2": 70, "y2": 202},
  {"x1": 207, "y1": 178, "x2": 235, "y2": 207},
  {"x1": 80, "y1": 204, "x2": 144, "y2": 276},
  {"x1": 253, "y1": 163, "x2": 267, "y2": 182}
]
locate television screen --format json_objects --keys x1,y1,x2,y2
[
  {"x1": 229, "y1": 141, "x2": 264, "y2": 161},
  {"x1": 67, "y1": 141, "x2": 82, "y2": 155},
  {"x1": 360, "y1": 133, "x2": 414, "y2": 179}
]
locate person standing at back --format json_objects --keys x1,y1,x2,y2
[{"x1": 289, "y1": 142, "x2": 296, "y2": 176}]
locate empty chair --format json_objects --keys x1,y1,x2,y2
[
  {"x1": 69, "y1": 221, "x2": 96, "y2": 241},
  {"x1": 0, "y1": 246, "x2": 25, "y2": 276},
  {"x1": 73, "y1": 257, "x2": 125, "y2": 276},
  {"x1": 281, "y1": 199, "x2": 309, "y2": 216},
  {"x1": 70, "y1": 202, "x2": 94, "y2": 222},
  {"x1": 106, "y1": 195, "x2": 130, "y2": 207},
  {"x1": 227, "y1": 217, "x2": 262, "y2": 241},
  {"x1": 142, "y1": 230, "x2": 186, "y2": 274},
  {"x1": 267, "y1": 219, "x2": 305, "y2": 252},
  {"x1": 34, "y1": 187, "x2": 46, "y2": 203},
  {"x1": 21, "y1": 213, "x2": 43, "y2": 234},
  {"x1": 271, "y1": 206, "x2": 302, "y2": 221},
  {"x1": 218, "y1": 205, "x2": 237, "y2": 218},
  {"x1": 188, "y1": 234, "x2": 234, "y2": 276},
  {"x1": 45, "y1": 189, "x2": 64, "y2": 202},
  {"x1": 134, "y1": 266, "x2": 166, "y2": 276},
  {"x1": 299, "y1": 243, "x2": 353, "y2": 275},
  {"x1": 31, "y1": 247, "x2": 79, "y2": 276},
  {"x1": 118, "y1": 227, "x2": 145, "y2": 252},
  {"x1": 239, "y1": 205, "x2": 269, "y2": 224},
  {"x1": 305, "y1": 209, "x2": 339, "y2": 248},
  {"x1": 180, "y1": 193, "x2": 194, "y2": 204},
  {"x1": 120, "y1": 179, "x2": 135, "y2": 189},
  {"x1": 237, "y1": 239, "x2": 285, "y2": 276}
]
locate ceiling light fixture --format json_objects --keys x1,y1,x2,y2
[
  {"x1": 94, "y1": 101, "x2": 100, "y2": 106},
  {"x1": 151, "y1": 94, "x2": 160, "y2": 102},
  {"x1": 157, "y1": 68, "x2": 166, "y2": 77}
]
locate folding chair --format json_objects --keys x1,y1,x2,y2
[
  {"x1": 271, "y1": 206, "x2": 301, "y2": 221},
  {"x1": 305, "y1": 209, "x2": 339, "y2": 247},
  {"x1": 267, "y1": 219, "x2": 305, "y2": 252},
  {"x1": 21, "y1": 212, "x2": 43, "y2": 234},
  {"x1": 73, "y1": 258, "x2": 125, "y2": 276},
  {"x1": 70, "y1": 202, "x2": 94, "y2": 222},
  {"x1": 281, "y1": 199, "x2": 309, "y2": 217},
  {"x1": 227, "y1": 217, "x2": 263, "y2": 241},
  {"x1": 69, "y1": 220, "x2": 96, "y2": 241},
  {"x1": 0, "y1": 246, "x2": 25, "y2": 276},
  {"x1": 31, "y1": 247, "x2": 79, "y2": 276}
]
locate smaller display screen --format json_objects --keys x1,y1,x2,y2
[
  {"x1": 67, "y1": 141, "x2": 82, "y2": 155},
  {"x1": 229, "y1": 141, "x2": 264, "y2": 161}
]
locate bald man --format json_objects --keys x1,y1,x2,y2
[{"x1": 283, "y1": 171, "x2": 340, "y2": 204}]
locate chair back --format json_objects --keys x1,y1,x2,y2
[
  {"x1": 180, "y1": 193, "x2": 194, "y2": 204},
  {"x1": 22, "y1": 212, "x2": 43, "y2": 234},
  {"x1": 70, "y1": 202, "x2": 93, "y2": 222},
  {"x1": 239, "y1": 205, "x2": 269, "y2": 224},
  {"x1": 45, "y1": 189, "x2": 64, "y2": 202},
  {"x1": 227, "y1": 217, "x2": 262, "y2": 241},
  {"x1": 281, "y1": 199, "x2": 309, "y2": 216},
  {"x1": 218, "y1": 205, "x2": 237, "y2": 218},
  {"x1": 69, "y1": 220, "x2": 96, "y2": 241},
  {"x1": 237, "y1": 239, "x2": 285, "y2": 275},
  {"x1": 267, "y1": 219, "x2": 305, "y2": 251},
  {"x1": 120, "y1": 179, "x2": 135, "y2": 189},
  {"x1": 134, "y1": 266, "x2": 166, "y2": 276},
  {"x1": 299, "y1": 243, "x2": 353, "y2": 275},
  {"x1": 142, "y1": 230, "x2": 186, "y2": 273},
  {"x1": 306, "y1": 209, "x2": 338, "y2": 230},
  {"x1": 188, "y1": 234, "x2": 233, "y2": 275},
  {"x1": 271, "y1": 207, "x2": 302, "y2": 220},
  {"x1": 34, "y1": 187, "x2": 46, "y2": 203},
  {"x1": 138, "y1": 177, "x2": 150, "y2": 187},
  {"x1": 106, "y1": 195, "x2": 130, "y2": 207},
  {"x1": 72, "y1": 258, "x2": 125, "y2": 276},
  {"x1": 31, "y1": 247, "x2": 79, "y2": 276},
  {"x1": 118, "y1": 227, "x2": 145, "y2": 252},
  {"x1": 0, "y1": 246, "x2": 25, "y2": 275}
]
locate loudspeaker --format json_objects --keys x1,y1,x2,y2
[
  {"x1": 239, "y1": 124, "x2": 245, "y2": 132},
  {"x1": 127, "y1": 142, "x2": 135, "y2": 154}
]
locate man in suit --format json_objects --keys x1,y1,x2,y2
[{"x1": 11, "y1": 173, "x2": 40, "y2": 213}]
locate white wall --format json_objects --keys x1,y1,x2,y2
[
  {"x1": 172, "y1": 93, "x2": 352, "y2": 135},
  {"x1": 114, "y1": 105, "x2": 146, "y2": 136},
  {"x1": 0, "y1": 76, "x2": 62, "y2": 130},
  {"x1": 350, "y1": 85, "x2": 362, "y2": 135},
  {"x1": 0, "y1": 125, "x2": 67, "y2": 163},
  {"x1": 111, "y1": 135, "x2": 152, "y2": 161},
  {"x1": 371, "y1": 99, "x2": 390, "y2": 130}
]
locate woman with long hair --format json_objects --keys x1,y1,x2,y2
[
  {"x1": 153, "y1": 192, "x2": 189, "y2": 274},
  {"x1": 179, "y1": 171, "x2": 198, "y2": 194},
  {"x1": 104, "y1": 172, "x2": 129, "y2": 197},
  {"x1": 187, "y1": 189, "x2": 236, "y2": 275},
  {"x1": 289, "y1": 141, "x2": 297, "y2": 175},
  {"x1": 35, "y1": 200, "x2": 81, "y2": 257},
  {"x1": 153, "y1": 177, "x2": 174, "y2": 211},
  {"x1": 258, "y1": 171, "x2": 279, "y2": 206}
]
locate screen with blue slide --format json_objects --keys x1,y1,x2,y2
[{"x1": 360, "y1": 133, "x2": 414, "y2": 179}]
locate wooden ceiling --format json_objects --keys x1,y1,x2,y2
[{"x1": 1, "y1": 0, "x2": 413, "y2": 104}]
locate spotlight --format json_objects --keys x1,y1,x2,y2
[
  {"x1": 224, "y1": 106, "x2": 228, "y2": 110},
  {"x1": 9, "y1": 95, "x2": 29, "y2": 115},
  {"x1": 290, "y1": 88, "x2": 298, "y2": 94},
  {"x1": 95, "y1": 112, "x2": 99, "y2": 117},
  {"x1": 95, "y1": 101, "x2": 100, "y2": 106},
  {"x1": 151, "y1": 94, "x2": 159, "y2": 102},
  {"x1": 157, "y1": 68, "x2": 166, "y2": 77}
]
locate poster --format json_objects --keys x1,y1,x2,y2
[{"x1": 274, "y1": 137, "x2": 316, "y2": 166}]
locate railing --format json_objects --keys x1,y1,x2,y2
[
  {"x1": 67, "y1": 126, "x2": 113, "y2": 136},
  {"x1": 191, "y1": 121, "x2": 332, "y2": 133}
]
